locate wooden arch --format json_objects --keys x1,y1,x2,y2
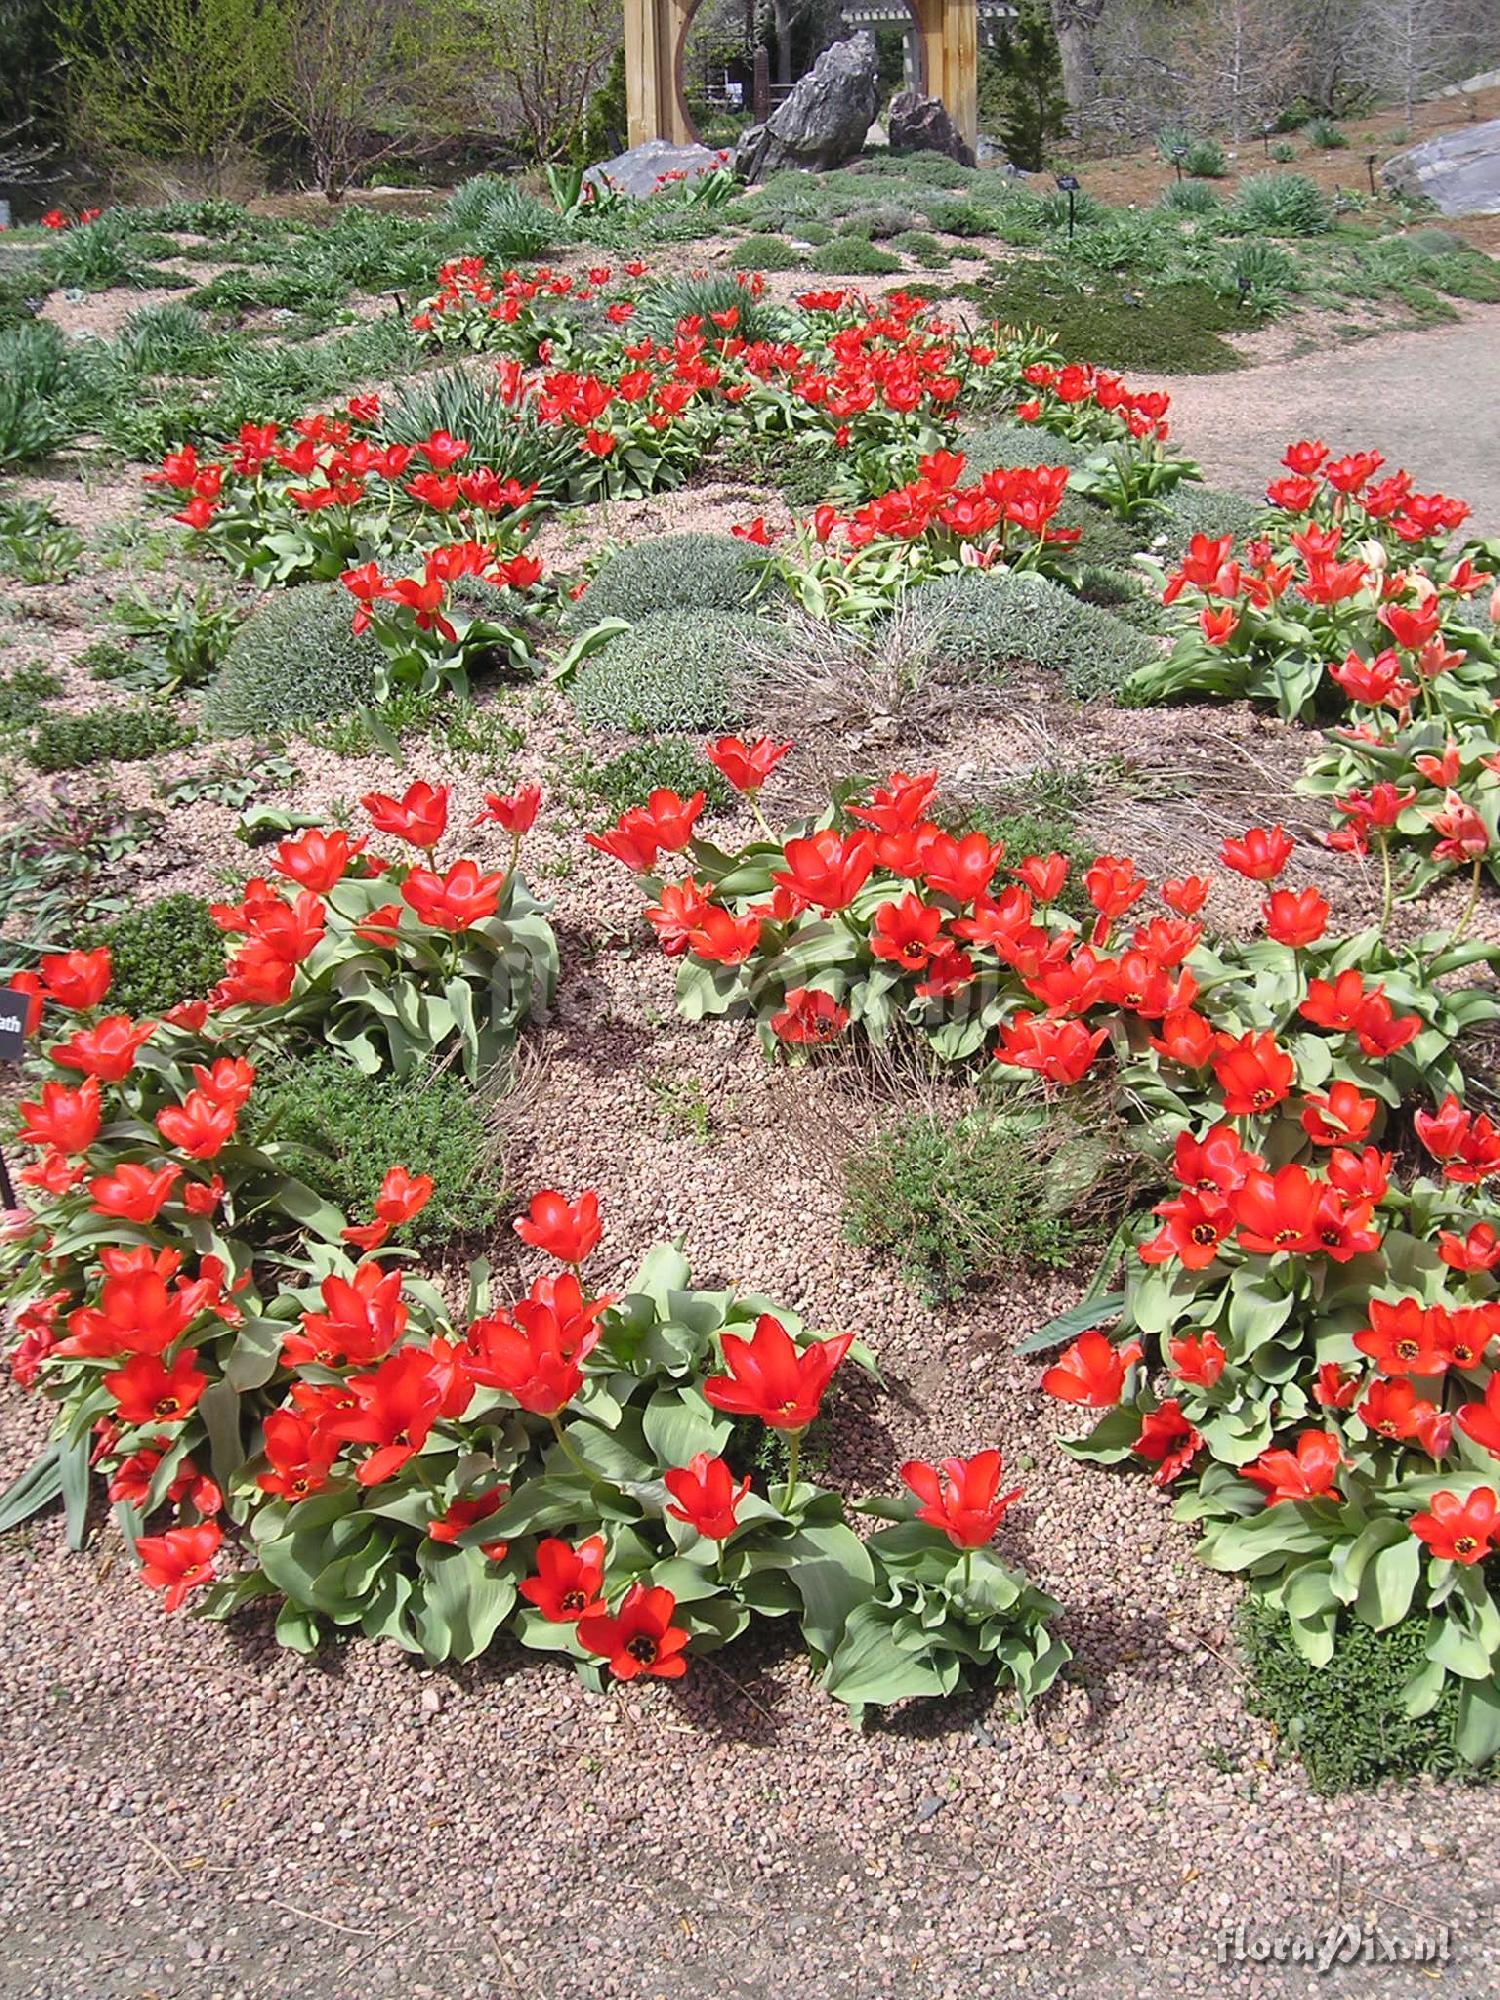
[{"x1": 623, "y1": 0, "x2": 979, "y2": 155}]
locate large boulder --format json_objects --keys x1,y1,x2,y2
[
  {"x1": 887, "y1": 90, "x2": 975, "y2": 168},
  {"x1": 1383, "y1": 119, "x2": 1500, "y2": 216},
  {"x1": 733, "y1": 33, "x2": 881, "y2": 182},
  {"x1": 586, "y1": 139, "x2": 722, "y2": 200}
]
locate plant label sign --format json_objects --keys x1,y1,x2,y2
[{"x1": 0, "y1": 988, "x2": 31, "y2": 1064}]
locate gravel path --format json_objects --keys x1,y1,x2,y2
[{"x1": 1153, "y1": 308, "x2": 1500, "y2": 536}]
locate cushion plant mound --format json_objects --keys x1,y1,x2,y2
[
  {"x1": 903, "y1": 568, "x2": 1158, "y2": 697},
  {"x1": 570, "y1": 608, "x2": 766, "y2": 732},
  {"x1": 565, "y1": 532, "x2": 768, "y2": 631},
  {"x1": 201, "y1": 581, "x2": 383, "y2": 736}
]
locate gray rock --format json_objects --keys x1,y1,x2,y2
[
  {"x1": 733, "y1": 33, "x2": 881, "y2": 183},
  {"x1": 887, "y1": 90, "x2": 975, "y2": 168},
  {"x1": 1383, "y1": 118, "x2": 1500, "y2": 217},
  {"x1": 585, "y1": 139, "x2": 723, "y2": 201}
]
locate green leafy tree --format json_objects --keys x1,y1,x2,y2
[
  {"x1": 54, "y1": 0, "x2": 281, "y2": 188},
  {"x1": 981, "y1": 0, "x2": 1068, "y2": 170}
]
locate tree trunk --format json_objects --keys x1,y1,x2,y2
[
  {"x1": 771, "y1": 0, "x2": 792, "y2": 89},
  {"x1": 1050, "y1": 0, "x2": 1104, "y2": 122}
]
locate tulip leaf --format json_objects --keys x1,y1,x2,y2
[
  {"x1": 642, "y1": 1386, "x2": 731, "y2": 1467},
  {"x1": 1015, "y1": 1290, "x2": 1126, "y2": 1356},
  {"x1": 821, "y1": 1602, "x2": 959, "y2": 1709},
  {"x1": 1456, "y1": 1678, "x2": 1500, "y2": 1766},
  {"x1": 58, "y1": 1430, "x2": 91, "y2": 1552},
  {"x1": 784, "y1": 1520, "x2": 876, "y2": 1665},
  {"x1": 0, "y1": 1443, "x2": 62, "y2": 1534},
  {"x1": 198, "y1": 1377, "x2": 248, "y2": 1491}
]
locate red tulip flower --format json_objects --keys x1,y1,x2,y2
[
  {"x1": 1261, "y1": 887, "x2": 1329, "y2": 948},
  {"x1": 375, "y1": 1165, "x2": 434, "y2": 1226},
  {"x1": 354, "y1": 902, "x2": 405, "y2": 947},
  {"x1": 774, "y1": 829, "x2": 876, "y2": 914},
  {"x1": 920, "y1": 831, "x2": 1002, "y2": 905},
  {"x1": 362, "y1": 781, "x2": 450, "y2": 849},
  {"x1": 284, "y1": 1261, "x2": 409, "y2": 1368},
  {"x1": 329, "y1": 1346, "x2": 459, "y2": 1486},
  {"x1": 520, "y1": 1534, "x2": 608, "y2": 1621},
  {"x1": 848, "y1": 770, "x2": 939, "y2": 835},
  {"x1": 1133, "y1": 1399, "x2": 1202, "y2": 1485},
  {"x1": 1300, "y1": 1080, "x2": 1378, "y2": 1146},
  {"x1": 1411, "y1": 1488, "x2": 1500, "y2": 1565},
  {"x1": 995, "y1": 1012, "x2": 1108, "y2": 1087},
  {"x1": 104, "y1": 1348, "x2": 208, "y2": 1427},
  {"x1": 257, "y1": 1408, "x2": 342, "y2": 1501},
  {"x1": 90, "y1": 1161, "x2": 181, "y2": 1223},
  {"x1": 462, "y1": 1283, "x2": 605, "y2": 1418},
  {"x1": 686, "y1": 905, "x2": 763, "y2": 965},
  {"x1": 637, "y1": 787, "x2": 705, "y2": 852},
  {"x1": 900, "y1": 1449, "x2": 1021, "y2": 1549},
  {"x1": 1167, "y1": 1331, "x2": 1227, "y2": 1388},
  {"x1": 1011, "y1": 852, "x2": 1067, "y2": 903},
  {"x1": 342, "y1": 1164, "x2": 436, "y2": 1251},
  {"x1": 1150, "y1": 1008, "x2": 1217, "y2": 1069},
  {"x1": 1040, "y1": 1329, "x2": 1134, "y2": 1406},
  {"x1": 137, "y1": 1523, "x2": 222, "y2": 1612},
  {"x1": 586, "y1": 810, "x2": 661, "y2": 873},
  {"x1": 1358, "y1": 1378, "x2": 1450, "y2": 1455},
  {"x1": 273, "y1": 828, "x2": 366, "y2": 893},
  {"x1": 703, "y1": 1314, "x2": 852, "y2": 1433},
  {"x1": 1354, "y1": 1297, "x2": 1451, "y2": 1376},
  {"x1": 39, "y1": 946, "x2": 112, "y2": 1010},
  {"x1": 401, "y1": 859, "x2": 505, "y2": 931},
  {"x1": 578, "y1": 1581, "x2": 691, "y2": 1680},
  {"x1": 427, "y1": 1486, "x2": 510, "y2": 1560},
  {"x1": 50, "y1": 1014, "x2": 156, "y2": 1084},
  {"x1": 1439, "y1": 1223, "x2": 1500, "y2": 1273},
  {"x1": 1313, "y1": 1362, "x2": 1360, "y2": 1410},
  {"x1": 664, "y1": 1453, "x2": 751, "y2": 1540},
  {"x1": 770, "y1": 987, "x2": 850, "y2": 1045},
  {"x1": 192, "y1": 1057, "x2": 257, "y2": 1111},
  {"x1": 1083, "y1": 854, "x2": 1147, "y2": 926},
  {"x1": 513, "y1": 1188, "x2": 601, "y2": 1267},
  {"x1": 17, "y1": 1076, "x2": 101, "y2": 1155},
  {"x1": 1212, "y1": 1029, "x2": 1294, "y2": 1118},
  {"x1": 475, "y1": 783, "x2": 541, "y2": 834},
  {"x1": 1457, "y1": 1376, "x2": 1500, "y2": 1457},
  {"x1": 1162, "y1": 876, "x2": 1211, "y2": 916},
  {"x1": 1243, "y1": 1428, "x2": 1344, "y2": 1505},
  {"x1": 1220, "y1": 825, "x2": 1295, "y2": 882},
  {"x1": 705, "y1": 735, "x2": 790, "y2": 795},
  {"x1": 1429, "y1": 791, "x2": 1490, "y2": 864},
  {"x1": 156, "y1": 1090, "x2": 237, "y2": 1160},
  {"x1": 58, "y1": 1246, "x2": 212, "y2": 1359}
]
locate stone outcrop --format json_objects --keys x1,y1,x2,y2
[
  {"x1": 732, "y1": 33, "x2": 881, "y2": 183},
  {"x1": 887, "y1": 90, "x2": 975, "y2": 168},
  {"x1": 1383, "y1": 120, "x2": 1500, "y2": 217}
]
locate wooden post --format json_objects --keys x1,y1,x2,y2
[
  {"x1": 909, "y1": 0, "x2": 978, "y2": 155},
  {"x1": 625, "y1": 0, "x2": 697, "y2": 147}
]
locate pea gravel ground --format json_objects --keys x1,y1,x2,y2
[{"x1": 6, "y1": 389, "x2": 1500, "y2": 2000}]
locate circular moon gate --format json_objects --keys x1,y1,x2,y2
[{"x1": 623, "y1": 0, "x2": 979, "y2": 156}]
